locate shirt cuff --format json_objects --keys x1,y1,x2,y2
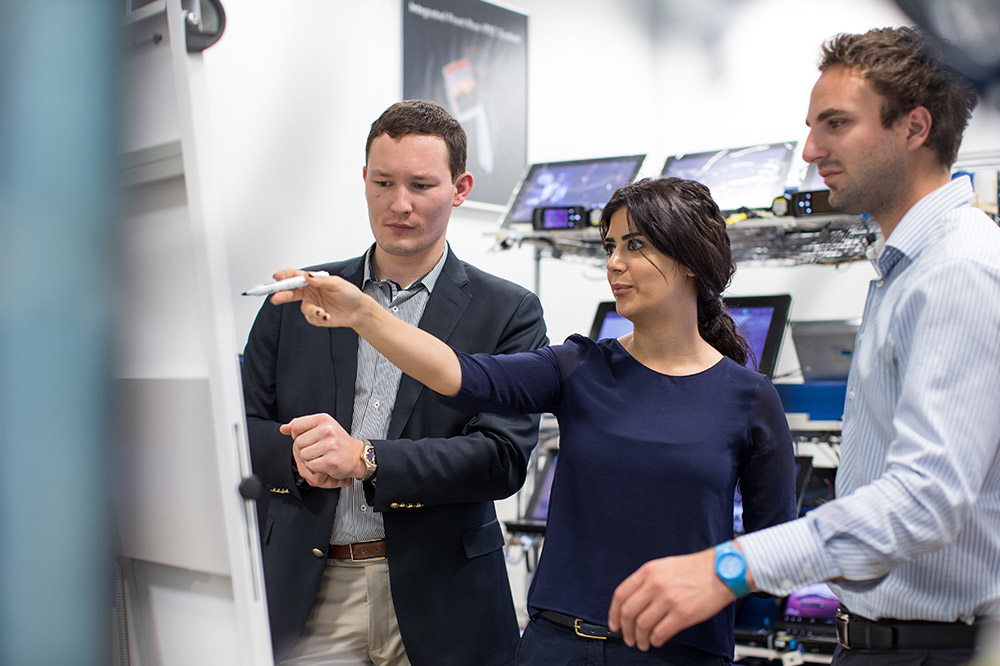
[{"x1": 736, "y1": 515, "x2": 842, "y2": 597}]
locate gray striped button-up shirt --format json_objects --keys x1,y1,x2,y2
[{"x1": 330, "y1": 247, "x2": 447, "y2": 545}]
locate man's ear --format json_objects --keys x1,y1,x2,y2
[
  {"x1": 904, "y1": 106, "x2": 933, "y2": 151},
  {"x1": 452, "y1": 171, "x2": 474, "y2": 206}
]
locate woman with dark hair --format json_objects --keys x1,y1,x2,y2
[{"x1": 272, "y1": 177, "x2": 796, "y2": 665}]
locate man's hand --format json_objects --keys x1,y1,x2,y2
[
  {"x1": 280, "y1": 413, "x2": 364, "y2": 489},
  {"x1": 608, "y1": 547, "x2": 737, "y2": 651}
]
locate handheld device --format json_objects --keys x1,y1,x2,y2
[{"x1": 531, "y1": 205, "x2": 589, "y2": 230}]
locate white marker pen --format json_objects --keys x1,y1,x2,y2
[{"x1": 242, "y1": 271, "x2": 329, "y2": 296}]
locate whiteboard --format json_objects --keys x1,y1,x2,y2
[{"x1": 116, "y1": 2, "x2": 272, "y2": 664}]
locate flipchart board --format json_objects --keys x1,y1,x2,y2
[{"x1": 116, "y1": 2, "x2": 272, "y2": 664}]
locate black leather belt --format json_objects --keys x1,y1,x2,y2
[
  {"x1": 537, "y1": 609, "x2": 622, "y2": 640},
  {"x1": 835, "y1": 608, "x2": 979, "y2": 650}
]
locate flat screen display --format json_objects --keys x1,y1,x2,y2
[
  {"x1": 588, "y1": 295, "x2": 791, "y2": 378},
  {"x1": 502, "y1": 450, "x2": 559, "y2": 534},
  {"x1": 500, "y1": 155, "x2": 646, "y2": 227},
  {"x1": 661, "y1": 142, "x2": 796, "y2": 212}
]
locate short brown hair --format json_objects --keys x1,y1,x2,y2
[
  {"x1": 365, "y1": 100, "x2": 468, "y2": 181},
  {"x1": 818, "y1": 26, "x2": 978, "y2": 168}
]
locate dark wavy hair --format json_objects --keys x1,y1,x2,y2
[
  {"x1": 819, "y1": 26, "x2": 978, "y2": 168},
  {"x1": 365, "y1": 100, "x2": 468, "y2": 181},
  {"x1": 599, "y1": 177, "x2": 751, "y2": 366}
]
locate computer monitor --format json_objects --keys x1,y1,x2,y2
[
  {"x1": 661, "y1": 142, "x2": 796, "y2": 213},
  {"x1": 500, "y1": 154, "x2": 646, "y2": 228},
  {"x1": 503, "y1": 450, "x2": 559, "y2": 535},
  {"x1": 588, "y1": 294, "x2": 792, "y2": 378}
]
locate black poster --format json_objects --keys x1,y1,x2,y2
[{"x1": 403, "y1": 0, "x2": 528, "y2": 207}]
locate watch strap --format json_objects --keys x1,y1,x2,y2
[{"x1": 714, "y1": 541, "x2": 751, "y2": 598}]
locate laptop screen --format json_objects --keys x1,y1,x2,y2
[
  {"x1": 500, "y1": 155, "x2": 646, "y2": 228},
  {"x1": 588, "y1": 295, "x2": 791, "y2": 378},
  {"x1": 661, "y1": 142, "x2": 796, "y2": 213}
]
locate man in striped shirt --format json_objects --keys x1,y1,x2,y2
[{"x1": 609, "y1": 26, "x2": 999, "y2": 666}]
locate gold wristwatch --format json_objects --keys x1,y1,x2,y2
[{"x1": 361, "y1": 440, "x2": 377, "y2": 482}]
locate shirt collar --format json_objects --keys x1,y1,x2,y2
[
  {"x1": 877, "y1": 176, "x2": 975, "y2": 276},
  {"x1": 362, "y1": 243, "x2": 449, "y2": 293},
  {"x1": 866, "y1": 236, "x2": 888, "y2": 279}
]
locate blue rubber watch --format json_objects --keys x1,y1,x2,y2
[{"x1": 714, "y1": 541, "x2": 751, "y2": 598}]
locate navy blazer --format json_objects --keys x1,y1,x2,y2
[{"x1": 241, "y1": 248, "x2": 548, "y2": 665}]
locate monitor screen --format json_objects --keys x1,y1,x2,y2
[
  {"x1": 775, "y1": 581, "x2": 840, "y2": 645},
  {"x1": 588, "y1": 294, "x2": 791, "y2": 378},
  {"x1": 503, "y1": 450, "x2": 559, "y2": 535},
  {"x1": 500, "y1": 155, "x2": 646, "y2": 228},
  {"x1": 661, "y1": 142, "x2": 796, "y2": 212},
  {"x1": 525, "y1": 450, "x2": 558, "y2": 522}
]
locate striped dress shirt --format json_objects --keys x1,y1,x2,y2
[
  {"x1": 738, "y1": 176, "x2": 1000, "y2": 623},
  {"x1": 330, "y1": 247, "x2": 447, "y2": 545}
]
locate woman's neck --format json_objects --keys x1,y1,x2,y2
[{"x1": 622, "y1": 317, "x2": 722, "y2": 376}]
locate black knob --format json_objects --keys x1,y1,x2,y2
[{"x1": 238, "y1": 475, "x2": 264, "y2": 500}]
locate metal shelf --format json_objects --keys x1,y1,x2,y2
[{"x1": 496, "y1": 212, "x2": 878, "y2": 275}]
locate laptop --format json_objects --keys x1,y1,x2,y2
[{"x1": 790, "y1": 319, "x2": 860, "y2": 381}]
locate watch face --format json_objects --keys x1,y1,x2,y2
[
  {"x1": 364, "y1": 446, "x2": 376, "y2": 467},
  {"x1": 717, "y1": 552, "x2": 745, "y2": 578}
]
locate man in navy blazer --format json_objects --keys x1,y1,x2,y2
[{"x1": 241, "y1": 100, "x2": 547, "y2": 666}]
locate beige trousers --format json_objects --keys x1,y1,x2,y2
[{"x1": 278, "y1": 559, "x2": 411, "y2": 666}]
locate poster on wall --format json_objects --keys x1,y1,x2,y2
[{"x1": 403, "y1": 0, "x2": 528, "y2": 208}]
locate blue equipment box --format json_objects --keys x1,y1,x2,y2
[{"x1": 775, "y1": 382, "x2": 848, "y2": 421}]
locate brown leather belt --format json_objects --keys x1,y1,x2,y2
[{"x1": 327, "y1": 539, "x2": 387, "y2": 561}]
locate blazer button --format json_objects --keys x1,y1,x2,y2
[{"x1": 312, "y1": 548, "x2": 325, "y2": 558}]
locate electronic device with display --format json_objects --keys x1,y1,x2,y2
[
  {"x1": 503, "y1": 450, "x2": 559, "y2": 535},
  {"x1": 790, "y1": 189, "x2": 836, "y2": 217},
  {"x1": 774, "y1": 582, "x2": 841, "y2": 653},
  {"x1": 500, "y1": 154, "x2": 646, "y2": 228},
  {"x1": 588, "y1": 294, "x2": 792, "y2": 378},
  {"x1": 790, "y1": 319, "x2": 860, "y2": 381},
  {"x1": 531, "y1": 205, "x2": 589, "y2": 230},
  {"x1": 661, "y1": 142, "x2": 796, "y2": 213}
]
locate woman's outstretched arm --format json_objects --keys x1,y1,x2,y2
[{"x1": 269, "y1": 269, "x2": 462, "y2": 397}]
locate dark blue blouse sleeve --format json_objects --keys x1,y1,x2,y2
[
  {"x1": 739, "y1": 377, "x2": 798, "y2": 533},
  {"x1": 437, "y1": 343, "x2": 574, "y2": 416}
]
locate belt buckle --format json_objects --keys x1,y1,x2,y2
[
  {"x1": 349, "y1": 540, "x2": 385, "y2": 562},
  {"x1": 573, "y1": 618, "x2": 607, "y2": 641},
  {"x1": 835, "y1": 609, "x2": 851, "y2": 650}
]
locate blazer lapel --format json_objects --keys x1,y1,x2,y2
[{"x1": 386, "y1": 251, "x2": 471, "y2": 440}]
